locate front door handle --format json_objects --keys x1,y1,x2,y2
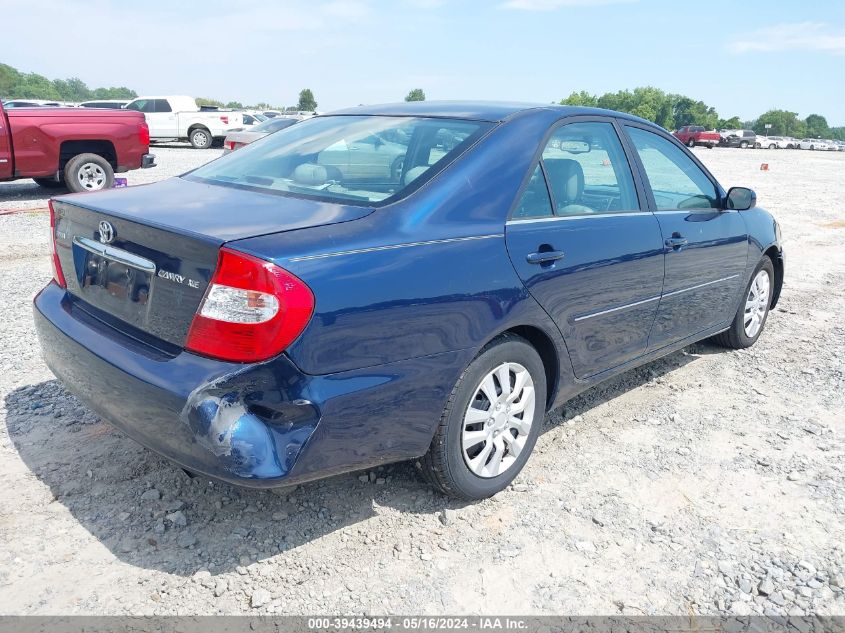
[
  {"x1": 665, "y1": 236, "x2": 689, "y2": 250},
  {"x1": 526, "y1": 250, "x2": 565, "y2": 265}
]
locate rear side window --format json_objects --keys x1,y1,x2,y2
[
  {"x1": 187, "y1": 115, "x2": 491, "y2": 206},
  {"x1": 153, "y1": 99, "x2": 172, "y2": 113},
  {"x1": 513, "y1": 164, "x2": 553, "y2": 219},
  {"x1": 625, "y1": 126, "x2": 719, "y2": 210},
  {"x1": 542, "y1": 121, "x2": 639, "y2": 215}
]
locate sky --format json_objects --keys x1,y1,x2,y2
[{"x1": 4, "y1": 0, "x2": 845, "y2": 124}]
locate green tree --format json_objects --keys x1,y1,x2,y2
[
  {"x1": 297, "y1": 88, "x2": 317, "y2": 111},
  {"x1": 405, "y1": 88, "x2": 426, "y2": 102},
  {"x1": 559, "y1": 90, "x2": 598, "y2": 107},
  {"x1": 196, "y1": 97, "x2": 224, "y2": 107},
  {"x1": 804, "y1": 114, "x2": 829, "y2": 138},
  {"x1": 753, "y1": 110, "x2": 805, "y2": 137},
  {"x1": 225, "y1": 101, "x2": 244, "y2": 109},
  {"x1": 0, "y1": 63, "x2": 21, "y2": 98},
  {"x1": 672, "y1": 96, "x2": 718, "y2": 130},
  {"x1": 717, "y1": 116, "x2": 742, "y2": 130}
]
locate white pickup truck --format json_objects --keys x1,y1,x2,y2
[{"x1": 123, "y1": 96, "x2": 244, "y2": 149}]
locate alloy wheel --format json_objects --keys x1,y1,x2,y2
[
  {"x1": 77, "y1": 163, "x2": 107, "y2": 190},
  {"x1": 744, "y1": 269, "x2": 771, "y2": 338}
]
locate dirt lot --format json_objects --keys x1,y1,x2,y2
[{"x1": 0, "y1": 147, "x2": 843, "y2": 616}]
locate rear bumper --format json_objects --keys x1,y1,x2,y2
[
  {"x1": 141, "y1": 153, "x2": 156, "y2": 168},
  {"x1": 33, "y1": 283, "x2": 468, "y2": 487}
]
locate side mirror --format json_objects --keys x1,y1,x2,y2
[{"x1": 726, "y1": 186, "x2": 756, "y2": 211}]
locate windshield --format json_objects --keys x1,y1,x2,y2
[{"x1": 186, "y1": 115, "x2": 491, "y2": 206}]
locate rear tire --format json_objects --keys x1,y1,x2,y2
[
  {"x1": 189, "y1": 127, "x2": 213, "y2": 149},
  {"x1": 768, "y1": 143, "x2": 776, "y2": 149},
  {"x1": 418, "y1": 334, "x2": 547, "y2": 500},
  {"x1": 33, "y1": 177, "x2": 65, "y2": 189},
  {"x1": 64, "y1": 154, "x2": 114, "y2": 193},
  {"x1": 740, "y1": 141, "x2": 749, "y2": 149},
  {"x1": 711, "y1": 256, "x2": 774, "y2": 350}
]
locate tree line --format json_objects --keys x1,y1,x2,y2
[
  {"x1": 560, "y1": 87, "x2": 844, "y2": 140},
  {"x1": 0, "y1": 63, "x2": 135, "y2": 102}
]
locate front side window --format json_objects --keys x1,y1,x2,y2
[
  {"x1": 542, "y1": 121, "x2": 638, "y2": 215},
  {"x1": 625, "y1": 126, "x2": 719, "y2": 210},
  {"x1": 187, "y1": 115, "x2": 491, "y2": 206}
]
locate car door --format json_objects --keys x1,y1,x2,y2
[
  {"x1": 622, "y1": 124, "x2": 748, "y2": 350},
  {"x1": 0, "y1": 108, "x2": 12, "y2": 179},
  {"x1": 505, "y1": 118, "x2": 665, "y2": 379}
]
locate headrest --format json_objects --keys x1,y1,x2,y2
[
  {"x1": 293, "y1": 163, "x2": 327, "y2": 186},
  {"x1": 543, "y1": 159, "x2": 584, "y2": 204}
]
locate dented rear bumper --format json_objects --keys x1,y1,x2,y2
[{"x1": 33, "y1": 282, "x2": 466, "y2": 487}]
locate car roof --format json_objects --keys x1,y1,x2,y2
[{"x1": 327, "y1": 100, "x2": 655, "y2": 124}]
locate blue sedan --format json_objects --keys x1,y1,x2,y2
[{"x1": 34, "y1": 102, "x2": 784, "y2": 500}]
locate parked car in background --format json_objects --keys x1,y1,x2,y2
[
  {"x1": 0, "y1": 100, "x2": 154, "y2": 192},
  {"x1": 223, "y1": 116, "x2": 298, "y2": 153},
  {"x1": 78, "y1": 100, "x2": 130, "y2": 109},
  {"x1": 123, "y1": 95, "x2": 244, "y2": 149},
  {"x1": 722, "y1": 130, "x2": 757, "y2": 148},
  {"x1": 673, "y1": 125, "x2": 720, "y2": 148},
  {"x1": 2, "y1": 99, "x2": 62, "y2": 108},
  {"x1": 241, "y1": 112, "x2": 268, "y2": 126},
  {"x1": 35, "y1": 102, "x2": 783, "y2": 500},
  {"x1": 755, "y1": 136, "x2": 794, "y2": 149},
  {"x1": 262, "y1": 110, "x2": 283, "y2": 118},
  {"x1": 832, "y1": 140, "x2": 845, "y2": 151},
  {"x1": 799, "y1": 138, "x2": 831, "y2": 150}
]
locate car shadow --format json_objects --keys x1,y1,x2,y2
[{"x1": 4, "y1": 343, "x2": 709, "y2": 576}]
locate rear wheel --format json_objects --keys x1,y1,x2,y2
[
  {"x1": 711, "y1": 257, "x2": 774, "y2": 349},
  {"x1": 33, "y1": 177, "x2": 65, "y2": 189},
  {"x1": 189, "y1": 127, "x2": 213, "y2": 149},
  {"x1": 768, "y1": 143, "x2": 777, "y2": 149},
  {"x1": 64, "y1": 153, "x2": 114, "y2": 193},
  {"x1": 740, "y1": 141, "x2": 749, "y2": 149},
  {"x1": 418, "y1": 334, "x2": 547, "y2": 500}
]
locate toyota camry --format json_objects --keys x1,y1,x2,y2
[{"x1": 34, "y1": 102, "x2": 784, "y2": 500}]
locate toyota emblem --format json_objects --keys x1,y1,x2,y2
[{"x1": 98, "y1": 220, "x2": 115, "y2": 244}]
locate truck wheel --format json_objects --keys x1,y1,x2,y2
[
  {"x1": 707, "y1": 143, "x2": 715, "y2": 149},
  {"x1": 687, "y1": 138, "x2": 695, "y2": 148},
  {"x1": 33, "y1": 177, "x2": 65, "y2": 189},
  {"x1": 64, "y1": 154, "x2": 114, "y2": 193},
  {"x1": 189, "y1": 128, "x2": 212, "y2": 149}
]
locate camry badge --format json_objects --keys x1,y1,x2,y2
[{"x1": 98, "y1": 220, "x2": 115, "y2": 244}]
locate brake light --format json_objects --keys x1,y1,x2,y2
[
  {"x1": 185, "y1": 248, "x2": 314, "y2": 362},
  {"x1": 139, "y1": 121, "x2": 150, "y2": 147},
  {"x1": 48, "y1": 201, "x2": 66, "y2": 288},
  {"x1": 225, "y1": 141, "x2": 237, "y2": 150},
  {"x1": 219, "y1": 115, "x2": 229, "y2": 125}
]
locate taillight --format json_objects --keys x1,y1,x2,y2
[
  {"x1": 219, "y1": 115, "x2": 229, "y2": 125},
  {"x1": 225, "y1": 141, "x2": 237, "y2": 150},
  {"x1": 139, "y1": 121, "x2": 150, "y2": 147},
  {"x1": 185, "y1": 248, "x2": 314, "y2": 363},
  {"x1": 48, "y1": 201, "x2": 67, "y2": 288}
]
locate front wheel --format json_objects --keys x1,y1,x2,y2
[
  {"x1": 64, "y1": 153, "x2": 114, "y2": 193},
  {"x1": 768, "y1": 144, "x2": 777, "y2": 149},
  {"x1": 418, "y1": 334, "x2": 547, "y2": 500},
  {"x1": 189, "y1": 127, "x2": 213, "y2": 149},
  {"x1": 687, "y1": 138, "x2": 696, "y2": 148},
  {"x1": 711, "y1": 257, "x2": 774, "y2": 349},
  {"x1": 740, "y1": 141, "x2": 749, "y2": 149}
]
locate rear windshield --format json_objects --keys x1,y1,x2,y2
[
  {"x1": 252, "y1": 117, "x2": 298, "y2": 133},
  {"x1": 186, "y1": 115, "x2": 491, "y2": 206}
]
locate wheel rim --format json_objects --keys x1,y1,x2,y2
[
  {"x1": 77, "y1": 163, "x2": 107, "y2": 190},
  {"x1": 194, "y1": 131, "x2": 209, "y2": 146},
  {"x1": 743, "y1": 270, "x2": 771, "y2": 338},
  {"x1": 461, "y1": 362, "x2": 535, "y2": 478}
]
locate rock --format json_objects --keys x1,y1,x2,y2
[
  {"x1": 830, "y1": 574, "x2": 845, "y2": 589},
  {"x1": 797, "y1": 560, "x2": 816, "y2": 575},
  {"x1": 733, "y1": 601, "x2": 752, "y2": 616},
  {"x1": 140, "y1": 489, "x2": 161, "y2": 502},
  {"x1": 214, "y1": 579, "x2": 228, "y2": 597},
  {"x1": 768, "y1": 592, "x2": 786, "y2": 606},
  {"x1": 272, "y1": 511, "x2": 289, "y2": 521},
  {"x1": 575, "y1": 540, "x2": 596, "y2": 553},
  {"x1": 117, "y1": 538, "x2": 135, "y2": 553},
  {"x1": 439, "y1": 509, "x2": 457, "y2": 526},
  {"x1": 419, "y1": 552, "x2": 433, "y2": 561},
  {"x1": 192, "y1": 570, "x2": 212, "y2": 584},
  {"x1": 368, "y1": 472, "x2": 377, "y2": 483},
  {"x1": 251, "y1": 588, "x2": 271, "y2": 608},
  {"x1": 176, "y1": 532, "x2": 197, "y2": 548},
  {"x1": 677, "y1": 446, "x2": 691, "y2": 456},
  {"x1": 718, "y1": 560, "x2": 734, "y2": 576},
  {"x1": 375, "y1": 477, "x2": 386, "y2": 485},
  {"x1": 738, "y1": 578, "x2": 752, "y2": 594},
  {"x1": 164, "y1": 500, "x2": 185, "y2": 512},
  {"x1": 166, "y1": 510, "x2": 187, "y2": 527},
  {"x1": 758, "y1": 578, "x2": 775, "y2": 596},
  {"x1": 787, "y1": 472, "x2": 800, "y2": 481},
  {"x1": 592, "y1": 516, "x2": 605, "y2": 527},
  {"x1": 511, "y1": 483, "x2": 529, "y2": 492},
  {"x1": 357, "y1": 475, "x2": 368, "y2": 483}
]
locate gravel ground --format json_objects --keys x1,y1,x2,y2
[
  {"x1": 0, "y1": 147, "x2": 843, "y2": 616},
  {"x1": 0, "y1": 143, "x2": 223, "y2": 212}
]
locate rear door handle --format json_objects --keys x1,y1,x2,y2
[
  {"x1": 526, "y1": 250, "x2": 565, "y2": 265},
  {"x1": 665, "y1": 236, "x2": 688, "y2": 250}
]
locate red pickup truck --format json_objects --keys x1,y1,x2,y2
[
  {"x1": 673, "y1": 125, "x2": 721, "y2": 149},
  {"x1": 0, "y1": 102, "x2": 154, "y2": 193}
]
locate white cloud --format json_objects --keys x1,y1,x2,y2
[
  {"x1": 729, "y1": 22, "x2": 845, "y2": 55},
  {"x1": 501, "y1": 0, "x2": 634, "y2": 9}
]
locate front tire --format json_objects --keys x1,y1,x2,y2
[
  {"x1": 687, "y1": 138, "x2": 696, "y2": 148},
  {"x1": 189, "y1": 127, "x2": 213, "y2": 149},
  {"x1": 740, "y1": 141, "x2": 749, "y2": 149},
  {"x1": 418, "y1": 334, "x2": 547, "y2": 500},
  {"x1": 64, "y1": 154, "x2": 114, "y2": 193},
  {"x1": 711, "y1": 257, "x2": 774, "y2": 349}
]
